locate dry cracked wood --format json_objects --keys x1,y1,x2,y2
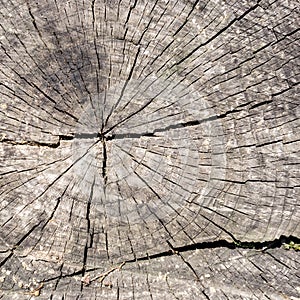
[{"x1": 0, "y1": 0, "x2": 299, "y2": 299}]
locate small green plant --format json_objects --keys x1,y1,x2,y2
[{"x1": 283, "y1": 241, "x2": 300, "y2": 251}]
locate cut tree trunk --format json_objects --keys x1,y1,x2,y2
[{"x1": 0, "y1": 0, "x2": 299, "y2": 299}]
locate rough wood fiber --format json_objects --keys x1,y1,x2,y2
[{"x1": 0, "y1": 0, "x2": 299, "y2": 299}]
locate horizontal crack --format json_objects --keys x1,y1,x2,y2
[
  {"x1": 0, "y1": 138, "x2": 63, "y2": 148},
  {"x1": 39, "y1": 235, "x2": 300, "y2": 285},
  {"x1": 106, "y1": 111, "x2": 241, "y2": 140},
  {"x1": 0, "y1": 134, "x2": 100, "y2": 148},
  {"x1": 1, "y1": 103, "x2": 245, "y2": 146},
  {"x1": 36, "y1": 235, "x2": 300, "y2": 286},
  {"x1": 106, "y1": 132, "x2": 156, "y2": 140},
  {"x1": 127, "y1": 235, "x2": 300, "y2": 263}
]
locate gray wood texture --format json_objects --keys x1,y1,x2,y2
[{"x1": 0, "y1": 0, "x2": 299, "y2": 299}]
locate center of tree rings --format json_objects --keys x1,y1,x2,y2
[{"x1": 70, "y1": 76, "x2": 226, "y2": 224}]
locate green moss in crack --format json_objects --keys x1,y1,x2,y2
[{"x1": 233, "y1": 240, "x2": 257, "y2": 249}]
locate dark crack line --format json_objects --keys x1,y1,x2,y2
[
  {"x1": 264, "y1": 252, "x2": 291, "y2": 269},
  {"x1": 0, "y1": 75, "x2": 69, "y2": 128},
  {"x1": 129, "y1": 235, "x2": 300, "y2": 263},
  {"x1": 124, "y1": 0, "x2": 138, "y2": 24},
  {"x1": 102, "y1": 137, "x2": 108, "y2": 185},
  {"x1": 0, "y1": 220, "x2": 44, "y2": 268},
  {"x1": 41, "y1": 184, "x2": 70, "y2": 231},
  {"x1": 0, "y1": 252, "x2": 13, "y2": 268},
  {"x1": 200, "y1": 213, "x2": 242, "y2": 242},
  {"x1": 106, "y1": 132, "x2": 156, "y2": 140},
  {"x1": 42, "y1": 269, "x2": 85, "y2": 283},
  {"x1": 114, "y1": 144, "x2": 182, "y2": 218},
  {"x1": 202, "y1": 290, "x2": 210, "y2": 300},
  {"x1": 14, "y1": 138, "x2": 102, "y2": 213},
  {"x1": 104, "y1": 46, "x2": 141, "y2": 129},
  {"x1": 103, "y1": 92, "x2": 164, "y2": 137},
  {"x1": 40, "y1": 235, "x2": 299, "y2": 284},
  {"x1": 173, "y1": 0, "x2": 201, "y2": 36},
  {"x1": 0, "y1": 133, "x2": 100, "y2": 148},
  {"x1": 1, "y1": 103, "x2": 243, "y2": 146},
  {"x1": 91, "y1": 0, "x2": 96, "y2": 29},
  {"x1": 81, "y1": 177, "x2": 95, "y2": 290},
  {"x1": 167, "y1": 240, "x2": 201, "y2": 281},
  {"x1": 105, "y1": 114, "x2": 227, "y2": 141},
  {"x1": 173, "y1": 1, "x2": 261, "y2": 67}
]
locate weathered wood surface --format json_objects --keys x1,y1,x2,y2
[{"x1": 0, "y1": 0, "x2": 299, "y2": 299}]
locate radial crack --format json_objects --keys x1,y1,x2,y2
[{"x1": 101, "y1": 136, "x2": 108, "y2": 185}]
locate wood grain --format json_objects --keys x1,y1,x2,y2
[{"x1": 0, "y1": 0, "x2": 299, "y2": 299}]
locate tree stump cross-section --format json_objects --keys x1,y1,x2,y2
[{"x1": 0, "y1": 0, "x2": 299, "y2": 299}]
